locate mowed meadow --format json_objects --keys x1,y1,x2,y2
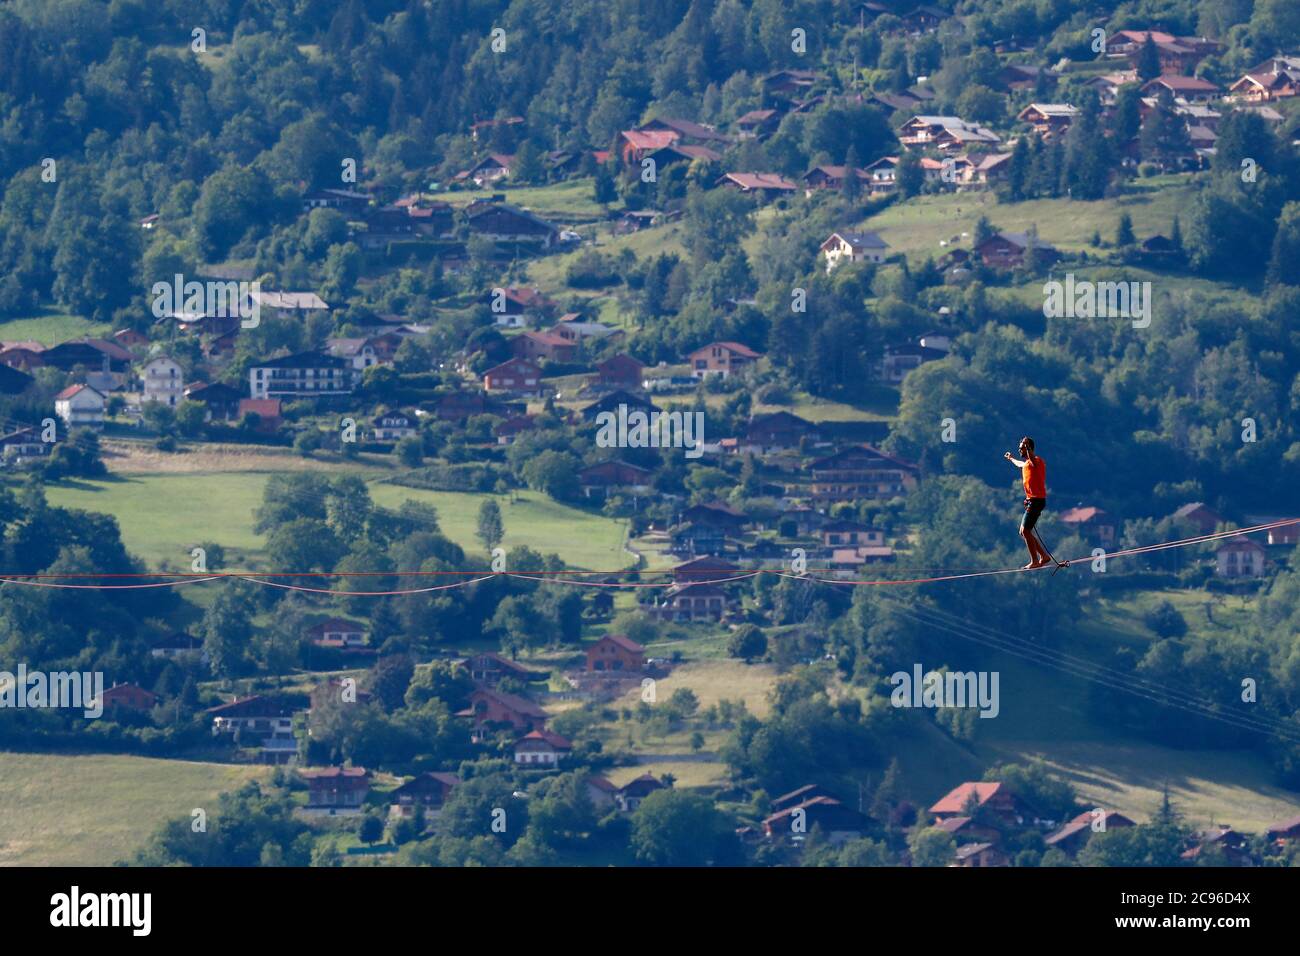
[
  {"x1": 38, "y1": 469, "x2": 633, "y2": 571},
  {"x1": 858, "y1": 179, "x2": 1198, "y2": 263},
  {"x1": 0, "y1": 752, "x2": 266, "y2": 866}
]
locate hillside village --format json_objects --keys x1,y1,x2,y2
[{"x1": 4, "y1": 0, "x2": 1300, "y2": 869}]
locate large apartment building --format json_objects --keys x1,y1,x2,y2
[{"x1": 248, "y1": 351, "x2": 356, "y2": 399}]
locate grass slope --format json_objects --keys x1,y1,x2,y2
[
  {"x1": 441, "y1": 178, "x2": 607, "y2": 221},
  {"x1": 0, "y1": 752, "x2": 266, "y2": 866},
  {"x1": 916, "y1": 652, "x2": 1300, "y2": 830},
  {"x1": 41, "y1": 472, "x2": 631, "y2": 570},
  {"x1": 0, "y1": 308, "x2": 108, "y2": 345},
  {"x1": 577, "y1": 625, "x2": 1300, "y2": 830},
  {"x1": 861, "y1": 183, "x2": 1197, "y2": 263}
]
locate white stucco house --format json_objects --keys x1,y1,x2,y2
[
  {"x1": 141, "y1": 356, "x2": 184, "y2": 407},
  {"x1": 53, "y1": 383, "x2": 106, "y2": 429},
  {"x1": 820, "y1": 230, "x2": 890, "y2": 272}
]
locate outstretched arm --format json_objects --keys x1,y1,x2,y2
[{"x1": 1004, "y1": 452, "x2": 1027, "y2": 467}]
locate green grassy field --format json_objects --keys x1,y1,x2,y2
[
  {"x1": 860, "y1": 184, "x2": 1198, "y2": 263},
  {"x1": 607, "y1": 760, "x2": 729, "y2": 788},
  {"x1": 622, "y1": 658, "x2": 779, "y2": 718},
  {"x1": 40, "y1": 471, "x2": 631, "y2": 570},
  {"x1": 908, "y1": 650, "x2": 1300, "y2": 830},
  {"x1": 0, "y1": 308, "x2": 108, "y2": 345},
  {"x1": 527, "y1": 220, "x2": 689, "y2": 290},
  {"x1": 570, "y1": 625, "x2": 1300, "y2": 830},
  {"x1": 754, "y1": 388, "x2": 899, "y2": 423},
  {"x1": 0, "y1": 752, "x2": 267, "y2": 866},
  {"x1": 44, "y1": 471, "x2": 269, "y2": 567},
  {"x1": 370, "y1": 485, "x2": 631, "y2": 569},
  {"x1": 992, "y1": 739, "x2": 1300, "y2": 832},
  {"x1": 999, "y1": 263, "x2": 1257, "y2": 338},
  {"x1": 442, "y1": 178, "x2": 608, "y2": 221}
]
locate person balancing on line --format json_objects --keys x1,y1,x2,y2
[{"x1": 1004, "y1": 436, "x2": 1051, "y2": 569}]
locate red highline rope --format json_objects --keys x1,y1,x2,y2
[{"x1": 0, "y1": 518, "x2": 1294, "y2": 594}]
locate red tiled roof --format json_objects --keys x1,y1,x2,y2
[
  {"x1": 621, "y1": 130, "x2": 679, "y2": 151},
  {"x1": 771, "y1": 783, "x2": 834, "y2": 806},
  {"x1": 516, "y1": 729, "x2": 572, "y2": 750},
  {"x1": 1216, "y1": 539, "x2": 1265, "y2": 553},
  {"x1": 1046, "y1": 809, "x2": 1134, "y2": 845},
  {"x1": 620, "y1": 772, "x2": 665, "y2": 796},
  {"x1": 54, "y1": 383, "x2": 98, "y2": 401},
  {"x1": 484, "y1": 356, "x2": 541, "y2": 377},
  {"x1": 1058, "y1": 506, "x2": 1108, "y2": 523},
  {"x1": 709, "y1": 341, "x2": 761, "y2": 358},
  {"x1": 810, "y1": 444, "x2": 918, "y2": 472},
  {"x1": 761, "y1": 795, "x2": 846, "y2": 828},
  {"x1": 596, "y1": 633, "x2": 645, "y2": 654},
  {"x1": 929, "y1": 781, "x2": 1004, "y2": 815},
  {"x1": 471, "y1": 687, "x2": 547, "y2": 718},
  {"x1": 1145, "y1": 74, "x2": 1218, "y2": 92},
  {"x1": 720, "y1": 172, "x2": 798, "y2": 191}
]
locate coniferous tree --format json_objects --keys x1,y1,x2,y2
[
  {"x1": 1136, "y1": 34, "x2": 1162, "y2": 81},
  {"x1": 897, "y1": 149, "x2": 923, "y2": 198},
  {"x1": 1116, "y1": 213, "x2": 1136, "y2": 247},
  {"x1": 841, "y1": 144, "x2": 862, "y2": 201},
  {"x1": 1267, "y1": 201, "x2": 1300, "y2": 284},
  {"x1": 511, "y1": 140, "x2": 545, "y2": 185},
  {"x1": 1005, "y1": 136, "x2": 1030, "y2": 201},
  {"x1": 1109, "y1": 84, "x2": 1143, "y2": 146},
  {"x1": 1062, "y1": 91, "x2": 1112, "y2": 199},
  {"x1": 1139, "y1": 90, "x2": 1190, "y2": 170}
]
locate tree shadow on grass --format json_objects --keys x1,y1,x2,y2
[{"x1": 50, "y1": 473, "x2": 137, "y2": 492}]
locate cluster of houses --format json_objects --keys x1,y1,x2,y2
[
  {"x1": 303, "y1": 186, "x2": 562, "y2": 253},
  {"x1": 0, "y1": 291, "x2": 442, "y2": 448},
  {"x1": 466, "y1": 313, "x2": 1280, "y2": 588},
  {"x1": 817, "y1": 225, "x2": 1061, "y2": 279},
  {"x1": 64, "y1": 29, "x2": 1292, "y2": 457},
  {"x1": 753, "y1": 776, "x2": 1300, "y2": 865},
  {"x1": 924, "y1": 780, "x2": 1300, "y2": 867},
  {"x1": 435, "y1": 23, "x2": 1299, "y2": 238},
  {"x1": 101, "y1": 607, "x2": 1300, "y2": 857},
  {"x1": 164, "y1": 628, "x2": 655, "y2": 768},
  {"x1": 384, "y1": 766, "x2": 667, "y2": 821},
  {"x1": 149, "y1": 626, "x2": 685, "y2": 822}
]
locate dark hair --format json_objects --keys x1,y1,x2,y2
[{"x1": 1020, "y1": 436, "x2": 1035, "y2": 452}]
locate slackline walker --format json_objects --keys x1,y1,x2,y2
[
  {"x1": 0, "y1": 519, "x2": 1295, "y2": 594},
  {"x1": 1003, "y1": 435, "x2": 1066, "y2": 573}
]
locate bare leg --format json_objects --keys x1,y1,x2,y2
[
  {"x1": 1029, "y1": 531, "x2": 1051, "y2": 566},
  {"x1": 1020, "y1": 528, "x2": 1039, "y2": 568}
]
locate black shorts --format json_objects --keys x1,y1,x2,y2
[{"x1": 1021, "y1": 497, "x2": 1046, "y2": 533}]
